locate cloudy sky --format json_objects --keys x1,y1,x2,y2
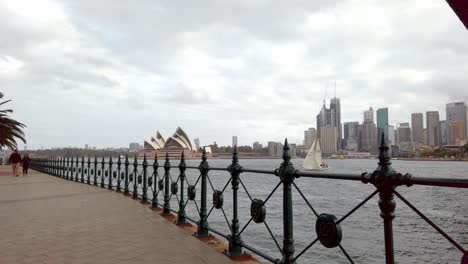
[{"x1": 1, "y1": 0, "x2": 467, "y2": 149}]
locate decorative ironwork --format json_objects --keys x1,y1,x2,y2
[
  {"x1": 316, "y1": 213, "x2": 342, "y2": 248},
  {"x1": 251, "y1": 199, "x2": 266, "y2": 223},
  {"x1": 188, "y1": 185, "x2": 196, "y2": 200},
  {"x1": 213, "y1": 190, "x2": 223, "y2": 209},
  {"x1": 171, "y1": 182, "x2": 178, "y2": 195}
]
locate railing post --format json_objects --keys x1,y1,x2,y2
[
  {"x1": 151, "y1": 155, "x2": 159, "y2": 210},
  {"x1": 75, "y1": 156, "x2": 79, "y2": 182},
  {"x1": 61, "y1": 157, "x2": 64, "y2": 178},
  {"x1": 196, "y1": 148, "x2": 210, "y2": 237},
  {"x1": 132, "y1": 155, "x2": 139, "y2": 199},
  {"x1": 124, "y1": 155, "x2": 130, "y2": 196},
  {"x1": 65, "y1": 157, "x2": 69, "y2": 180},
  {"x1": 176, "y1": 151, "x2": 187, "y2": 225},
  {"x1": 70, "y1": 157, "x2": 74, "y2": 181},
  {"x1": 162, "y1": 153, "x2": 171, "y2": 216},
  {"x1": 116, "y1": 156, "x2": 122, "y2": 192},
  {"x1": 227, "y1": 146, "x2": 243, "y2": 256},
  {"x1": 108, "y1": 156, "x2": 113, "y2": 190},
  {"x1": 87, "y1": 157, "x2": 91, "y2": 184},
  {"x1": 100, "y1": 157, "x2": 105, "y2": 188},
  {"x1": 277, "y1": 139, "x2": 296, "y2": 264},
  {"x1": 81, "y1": 157, "x2": 85, "y2": 183},
  {"x1": 141, "y1": 154, "x2": 149, "y2": 204},
  {"x1": 93, "y1": 156, "x2": 98, "y2": 186}
]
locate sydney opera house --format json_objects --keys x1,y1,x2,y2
[{"x1": 143, "y1": 127, "x2": 195, "y2": 159}]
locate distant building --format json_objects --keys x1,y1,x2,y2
[
  {"x1": 363, "y1": 107, "x2": 374, "y2": 123},
  {"x1": 129, "y1": 142, "x2": 142, "y2": 152},
  {"x1": 376, "y1": 108, "x2": 388, "y2": 145},
  {"x1": 320, "y1": 126, "x2": 337, "y2": 154},
  {"x1": 252, "y1": 142, "x2": 263, "y2": 150},
  {"x1": 143, "y1": 127, "x2": 194, "y2": 159},
  {"x1": 360, "y1": 121, "x2": 377, "y2": 152},
  {"x1": 449, "y1": 121, "x2": 466, "y2": 146},
  {"x1": 426, "y1": 111, "x2": 440, "y2": 147},
  {"x1": 303, "y1": 128, "x2": 317, "y2": 149},
  {"x1": 343, "y1": 122, "x2": 359, "y2": 151},
  {"x1": 194, "y1": 138, "x2": 200, "y2": 151},
  {"x1": 397, "y1": 123, "x2": 412, "y2": 145},
  {"x1": 411, "y1": 113, "x2": 424, "y2": 144},
  {"x1": 232, "y1": 136, "x2": 238, "y2": 147},
  {"x1": 268, "y1": 142, "x2": 283, "y2": 157},
  {"x1": 387, "y1": 125, "x2": 395, "y2": 146},
  {"x1": 85, "y1": 144, "x2": 89, "y2": 150},
  {"x1": 316, "y1": 98, "x2": 341, "y2": 151},
  {"x1": 439, "y1": 120, "x2": 448, "y2": 146},
  {"x1": 446, "y1": 102, "x2": 466, "y2": 144},
  {"x1": 289, "y1": 143, "x2": 297, "y2": 158}
]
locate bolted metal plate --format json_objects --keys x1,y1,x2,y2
[
  {"x1": 84, "y1": 168, "x2": 87, "y2": 174},
  {"x1": 105, "y1": 170, "x2": 108, "y2": 177},
  {"x1": 158, "y1": 179, "x2": 164, "y2": 190},
  {"x1": 171, "y1": 182, "x2": 178, "y2": 194},
  {"x1": 213, "y1": 190, "x2": 223, "y2": 209},
  {"x1": 188, "y1": 185, "x2": 196, "y2": 200},
  {"x1": 129, "y1": 173, "x2": 134, "y2": 181},
  {"x1": 138, "y1": 175, "x2": 142, "y2": 184},
  {"x1": 316, "y1": 213, "x2": 342, "y2": 248},
  {"x1": 148, "y1": 177, "x2": 153, "y2": 186},
  {"x1": 121, "y1": 172, "x2": 125, "y2": 180},
  {"x1": 251, "y1": 199, "x2": 266, "y2": 223},
  {"x1": 113, "y1": 171, "x2": 117, "y2": 178}
]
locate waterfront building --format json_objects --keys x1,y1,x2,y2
[
  {"x1": 439, "y1": 121, "x2": 448, "y2": 146},
  {"x1": 320, "y1": 126, "x2": 338, "y2": 154},
  {"x1": 194, "y1": 138, "x2": 200, "y2": 151},
  {"x1": 397, "y1": 123, "x2": 412, "y2": 145},
  {"x1": 363, "y1": 107, "x2": 374, "y2": 123},
  {"x1": 316, "y1": 97, "x2": 342, "y2": 151},
  {"x1": 303, "y1": 128, "x2": 317, "y2": 149},
  {"x1": 268, "y1": 142, "x2": 283, "y2": 157},
  {"x1": 449, "y1": 121, "x2": 466, "y2": 145},
  {"x1": 129, "y1": 142, "x2": 142, "y2": 152},
  {"x1": 144, "y1": 131, "x2": 165, "y2": 150},
  {"x1": 360, "y1": 121, "x2": 377, "y2": 153},
  {"x1": 143, "y1": 127, "x2": 194, "y2": 159},
  {"x1": 232, "y1": 136, "x2": 238, "y2": 147},
  {"x1": 289, "y1": 143, "x2": 297, "y2": 158},
  {"x1": 252, "y1": 141, "x2": 263, "y2": 150},
  {"x1": 387, "y1": 125, "x2": 395, "y2": 146},
  {"x1": 376, "y1": 108, "x2": 389, "y2": 145},
  {"x1": 422, "y1": 128, "x2": 427, "y2": 145},
  {"x1": 426, "y1": 111, "x2": 440, "y2": 147},
  {"x1": 411, "y1": 113, "x2": 424, "y2": 144},
  {"x1": 446, "y1": 102, "x2": 467, "y2": 144},
  {"x1": 343, "y1": 122, "x2": 359, "y2": 151}
]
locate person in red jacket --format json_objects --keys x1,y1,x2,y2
[
  {"x1": 21, "y1": 154, "x2": 31, "y2": 176},
  {"x1": 9, "y1": 149, "x2": 21, "y2": 177}
]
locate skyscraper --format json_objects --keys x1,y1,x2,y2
[
  {"x1": 449, "y1": 121, "x2": 466, "y2": 145},
  {"x1": 411, "y1": 113, "x2": 424, "y2": 144},
  {"x1": 360, "y1": 121, "x2": 377, "y2": 152},
  {"x1": 426, "y1": 111, "x2": 440, "y2": 147},
  {"x1": 363, "y1": 107, "x2": 374, "y2": 123},
  {"x1": 387, "y1": 125, "x2": 395, "y2": 146},
  {"x1": 194, "y1": 138, "x2": 200, "y2": 151},
  {"x1": 320, "y1": 127, "x2": 338, "y2": 154},
  {"x1": 303, "y1": 128, "x2": 317, "y2": 149},
  {"x1": 446, "y1": 102, "x2": 467, "y2": 144},
  {"x1": 316, "y1": 97, "x2": 341, "y2": 151},
  {"x1": 439, "y1": 120, "x2": 448, "y2": 146},
  {"x1": 232, "y1": 136, "x2": 238, "y2": 147},
  {"x1": 397, "y1": 123, "x2": 412, "y2": 144},
  {"x1": 343, "y1": 122, "x2": 359, "y2": 151},
  {"x1": 376, "y1": 108, "x2": 388, "y2": 144}
]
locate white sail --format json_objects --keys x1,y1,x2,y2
[
  {"x1": 303, "y1": 139, "x2": 320, "y2": 170},
  {"x1": 315, "y1": 138, "x2": 323, "y2": 167}
]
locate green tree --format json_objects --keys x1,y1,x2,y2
[{"x1": 0, "y1": 93, "x2": 26, "y2": 149}]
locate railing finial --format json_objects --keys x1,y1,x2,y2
[{"x1": 282, "y1": 138, "x2": 291, "y2": 164}]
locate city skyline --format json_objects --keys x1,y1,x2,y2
[{"x1": 2, "y1": 0, "x2": 468, "y2": 149}]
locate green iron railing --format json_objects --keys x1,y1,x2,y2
[{"x1": 30, "y1": 136, "x2": 468, "y2": 264}]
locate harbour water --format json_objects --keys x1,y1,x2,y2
[{"x1": 128, "y1": 158, "x2": 467, "y2": 263}]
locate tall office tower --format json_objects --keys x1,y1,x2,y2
[
  {"x1": 377, "y1": 108, "x2": 389, "y2": 144},
  {"x1": 343, "y1": 122, "x2": 359, "y2": 151},
  {"x1": 411, "y1": 113, "x2": 424, "y2": 144},
  {"x1": 446, "y1": 102, "x2": 467, "y2": 144},
  {"x1": 320, "y1": 127, "x2": 338, "y2": 154},
  {"x1": 194, "y1": 138, "x2": 200, "y2": 151},
  {"x1": 232, "y1": 136, "x2": 238, "y2": 147},
  {"x1": 422, "y1": 128, "x2": 427, "y2": 145},
  {"x1": 449, "y1": 121, "x2": 466, "y2": 145},
  {"x1": 426, "y1": 111, "x2": 440, "y2": 147},
  {"x1": 268, "y1": 142, "x2": 283, "y2": 157},
  {"x1": 439, "y1": 121, "x2": 448, "y2": 146},
  {"x1": 252, "y1": 142, "x2": 263, "y2": 150},
  {"x1": 363, "y1": 107, "x2": 374, "y2": 123},
  {"x1": 360, "y1": 121, "x2": 377, "y2": 152},
  {"x1": 397, "y1": 123, "x2": 412, "y2": 144},
  {"x1": 303, "y1": 128, "x2": 317, "y2": 149},
  {"x1": 387, "y1": 125, "x2": 395, "y2": 146},
  {"x1": 316, "y1": 97, "x2": 341, "y2": 151}
]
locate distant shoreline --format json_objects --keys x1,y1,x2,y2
[{"x1": 205, "y1": 156, "x2": 468, "y2": 162}]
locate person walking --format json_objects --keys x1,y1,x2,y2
[
  {"x1": 9, "y1": 149, "x2": 21, "y2": 177},
  {"x1": 21, "y1": 154, "x2": 31, "y2": 176}
]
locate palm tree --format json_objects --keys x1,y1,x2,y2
[{"x1": 0, "y1": 93, "x2": 26, "y2": 149}]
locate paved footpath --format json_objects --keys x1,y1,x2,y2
[{"x1": 0, "y1": 166, "x2": 235, "y2": 264}]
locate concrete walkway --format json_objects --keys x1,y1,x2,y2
[{"x1": 0, "y1": 166, "x2": 235, "y2": 264}]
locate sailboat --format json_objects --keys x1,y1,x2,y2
[{"x1": 303, "y1": 138, "x2": 328, "y2": 171}]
